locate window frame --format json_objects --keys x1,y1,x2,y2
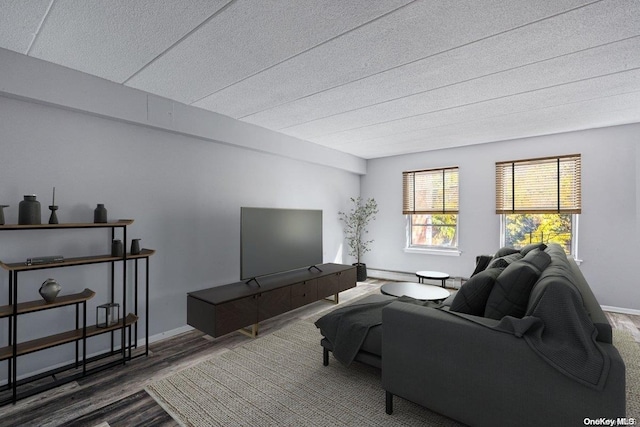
[
  {"x1": 402, "y1": 166, "x2": 460, "y2": 255},
  {"x1": 495, "y1": 154, "x2": 582, "y2": 261},
  {"x1": 405, "y1": 213, "x2": 461, "y2": 255}
]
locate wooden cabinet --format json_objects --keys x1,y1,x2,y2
[
  {"x1": 317, "y1": 268, "x2": 357, "y2": 300},
  {"x1": 258, "y1": 286, "x2": 291, "y2": 321},
  {"x1": 215, "y1": 296, "x2": 258, "y2": 337},
  {"x1": 291, "y1": 279, "x2": 317, "y2": 309},
  {"x1": 317, "y1": 273, "x2": 340, "y2": 298},
  {"x1": 188, "y1": 263, "x2": 356, "y2": 339},
  {"x1": 0, "y1": 220, "x2": 154, "y2": 405}
]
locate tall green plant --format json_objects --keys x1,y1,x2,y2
[{"x1": 338, "y1": 197, "x2": 378, "y2": 264}]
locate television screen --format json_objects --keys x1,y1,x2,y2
[{"x1": 241, "y1": 207, "x2": 323, "y2": 280}]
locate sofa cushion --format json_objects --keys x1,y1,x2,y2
[
  {"x1": 520, "y1": 242, "x2": 547, "y2": 256},
  {"x1": 450, "y1": 267, "x2": 503, "y2": 315},
  {"x1": 441, "y1": 292, "x2": 457, "y2": 307},
  {"x1": 492, "y1": 247, "x2": 520, "y2": 258},
  {"x1": 487, "y1": 252, "x2": 523, "y2": 269},
  {"x1": 484, "y1": 248, "x2": 552, "y2": 320}
]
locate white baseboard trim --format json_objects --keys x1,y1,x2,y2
[
  {"x1": 368, "y1": 268, "x2": 463, "y2": 290},
  {"x1": 148, "y1": 325, "x2": 194, "y2": 344},
  {"x1": 368, "y1": 268, "x2": 415, "y2": 282},
  {"x1": 601, "y1": 305, "x2": 640, "y2": 316}
]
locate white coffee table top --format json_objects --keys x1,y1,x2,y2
[
  {"x1": 381, "y1": 282, "x2": 450, "y2": 301},
  {"x1": 415, "y1": 270, "x2": 450, "y2": 287},
  {"x1": 415, "y1": 270, "x2": 450, "y2": 280}
]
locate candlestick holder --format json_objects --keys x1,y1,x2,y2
[
  {"x1": 48, "y1": 205, "x2": 59, "y2": 224},
  {"x1": 48, "y1": 187, "x2": 58, "y2": 224}
]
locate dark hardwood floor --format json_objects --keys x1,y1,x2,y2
[{"x1": 0, "y1": 279, "x2": 638, "y2": 427}]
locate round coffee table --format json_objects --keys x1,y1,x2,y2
[
  {"x1": 416, "y1": 270, "x2": 450, "y2": 288},
  {"x1": 381, "y1": 282, "x2": 450, "y2": 301}
]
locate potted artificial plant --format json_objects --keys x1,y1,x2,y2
[{"x1": 339, "y1": 197, "x2": 378, "y2": 281}]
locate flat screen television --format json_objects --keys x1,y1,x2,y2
[{"x1": 240, "y1": 207, "x2": 323, "y2": 280}]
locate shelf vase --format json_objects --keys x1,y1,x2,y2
[
  {"x1": 130, "y1": 239, "x2": 141, "y2": 255},
  {"x1": 0, "y1": 205, "x2": 8, "y2": 225},
  {"x1": 94, "y1": 204, "x2": 107, "y2": 223},
  {"x1": 39, "y1": 278, "x2": 61, "y2": 303},
  {"x1": 111, "y1": 239, "x2": 123, "y2": 257},
  {"x1": 18, "y1": 195, "x2": 41, "y2": 225}
]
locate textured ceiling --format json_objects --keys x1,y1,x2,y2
[{"x1": 1, "y1": 0, "x2": 639, "y2": 159}]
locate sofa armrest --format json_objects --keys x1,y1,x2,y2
[
  {"x1": 566, "y1": 256, "x2": 612, "y2": 343},
  {"x1": 471, "y1": 254, "x2": 493, "y2": 276},
  {"x1": 381, "y1": 301, "x2": 625, "y2": 427}
]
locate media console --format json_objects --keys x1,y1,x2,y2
[{"x1": 187, "y1": 263, "x2": 356, "y2": 338}]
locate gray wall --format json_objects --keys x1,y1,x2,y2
[
  {"x1": 0, "y1": 95, "x2": 359, "y2": 379},
  {"x1": 361, "y1": 125, "x2": 640, "y2": 311}
]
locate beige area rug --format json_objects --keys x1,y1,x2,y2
[{"x1": 146, "y1": 319, "x2": 640, "y2": 427}]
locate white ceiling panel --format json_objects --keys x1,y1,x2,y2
[
  {"x1": 236, "y1": 2, "x2": 640, "y2": 131},
  {"x1": 194, "y1": 0, "x2": 594, "y2": 117},
  {"x1": 339, "y1": 88, "x2": 640, "y2": 157},
  {"x1": 29, "y1": 0, "x2": 230, "y2": 83},
  {"x1": 282, "y1": 37, "x2": 640, "y2": 141},
  {"x1": 0, "y1": 0, "x2": 50, "y2": 53},
  {"x1": 313, "y1": 69, "x2": 640, "y2": 149},
  {"x1": 354, "y1": 98, "x2": 640, "y2": 158},
  {"x1": 126, "y1": 0, "x2": 414, "y2": 103},
  {"x1": 1, "y1": 0, "x2": 639, "y2": 159},
  {"x1": 356, "y1": 90, "x2": 640, "y2": 150}
]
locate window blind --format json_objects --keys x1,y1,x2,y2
[
  {"x1": 495, "y1": 154, "x2": 581, "y2": 214},
  {"x1": 402, "y1": 167, "x2": 459, "y2": 215}
]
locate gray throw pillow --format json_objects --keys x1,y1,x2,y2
[
  {"x1": 492, "y1": 247, "x2": 521, "y2": 259},
  {"x1": 450, "y1": 268, "x2": 503, "y2": 316},
  {"x1": 487, "y1": 252, "x2": 523, "y2": 269},
  {"x1": 484, "y1": 248, "x2": 552, "y2": 320},
  {"x1": 519, "y1": 242, "x2": 547, "y2": 256}
]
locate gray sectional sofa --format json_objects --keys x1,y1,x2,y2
[{"x1": 317, "y1": 243, "x2": 626, "y2": 426}]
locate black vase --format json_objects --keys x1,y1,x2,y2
[
  {"x1": 0, "y1": 205, "x2": 8, "y2": 225},
  {"x1": 111, "y1": 239, "x2": 123, "y2": 257},
  {"x1": 94, "y1": 204, "x2": 107, "y2": 223},
  {"x1": 18, "y1": 195, "x2": 41, "y2": 225},
  {"x1": 130, "y1": 239, "x2": 141, "y2": 255},
  {"x1": 353, "y1": 263, "x2": 367, "y2": 282}
]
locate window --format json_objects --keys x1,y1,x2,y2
[
  {"x1": 403, "y1": 167, "x2": 459, "y2": 250},
  {"x1": 501, "y1": 213, "x2": 577, "y2": 255},
  {"x1": 496, "y1": 154, "x2": 581, "y2": 256},
  {"x1": 409, "y1": 214, "x2": 458, "y2": 248}
]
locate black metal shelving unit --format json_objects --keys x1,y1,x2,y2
[{"x1": 0, "y1": 220, "x2": 154, "y2": 405}]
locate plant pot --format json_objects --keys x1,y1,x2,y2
[{"x1": 353, "y1": 263, "x2": 367, "y2": 282}]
